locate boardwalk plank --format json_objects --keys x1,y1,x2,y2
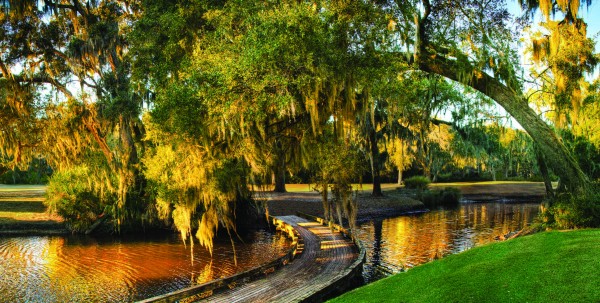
[{"x1": 200, "y1": 215, "x2": 358, "y2": 303}]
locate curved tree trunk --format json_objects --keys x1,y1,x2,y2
[
  {"x1": 419, "y1": 56, "x2": 589, "y2": 192},
  {"x1": 411, "y1": 0, "x2": 589, "y2": 193}
]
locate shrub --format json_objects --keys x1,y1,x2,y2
[
  {"x1": 287, "y1": 174, "x2": 303, "y2": 184},
  {"x1": 403, "y1": 176, "x2": 431, "y2": 190},
  {"x1": 45, "y1": 166, "x2": 111, "y2": 232},
  {"x1": 435, "y1": 172, "x2": 453, "y2": 182},
  {"x1": 419, "y1": 187, "x2": 462, "y2": 207},
  {"x1": 542, "y1": 188, "x2": 600, "y2": 229}
]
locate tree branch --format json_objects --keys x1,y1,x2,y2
[{"x1": 418, "y1": 50, "x2": 590, "y2": 191}]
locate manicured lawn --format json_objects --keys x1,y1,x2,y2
[{"x1": 330, "y1": 229, "x2": 600, "y2": 303}]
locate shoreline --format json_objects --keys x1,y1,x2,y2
[
  {"x1": 1, "y1": 182, "x2": 547, "y2": 236},
  {"x1": 0, "y1": 185, "x2": 66, "y2": 236},
  {"x1": 0, "y1": 220, "x2": 67, "y2": 236},
  {"x1": 265, "y1": 182, "x2": 547, "y2": 222},
  {"x1": 265, "y1": 190, "x2": 427, "y2": 220},
  {"x1": 0, "y1": 229, "x2": 69, "y2": 236}
]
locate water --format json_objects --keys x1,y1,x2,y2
[
  {"x1": 0, "y1": 230, "x2": 291, "y2": 302},
  {"x1": 355, "y1": 202, "x2": 541, "y2": 282},
  {"x1": 0, "y1": 201, "x2": 541, "y2": 301}
]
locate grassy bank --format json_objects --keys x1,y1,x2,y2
[
  {"x1": 0, "y1": 185, "x2": 65, "y2": 234},
  {"x1": 330, "y1": 229, "x2": 600, "y2": 303},
  {"x1": 269, "y1": 181, "x2": 547, "y2": 195}
]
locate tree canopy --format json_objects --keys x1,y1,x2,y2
[{"x1": 1, "y1": 0, "x2": 599, "y2": 248}]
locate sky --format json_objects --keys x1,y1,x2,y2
[
  {"x1": 506, "y1": 0, "x2": 600, "y2": 34},
  {"x1": 507, "y1": 0, "x2": 600, "y2": 79},
  {"x1": 463, "y1": 1, "x2": 600, "y2": 129},
  {"x1": 578, "y1": 1, "x2": 600, "y2": 79}
]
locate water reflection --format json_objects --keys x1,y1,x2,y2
[
  {"x1": 356, "y1": 202, "x2": 540, "y2": 282},
  {"x1": 0, "y1": 230, "x2": 290, "y2": 302}
]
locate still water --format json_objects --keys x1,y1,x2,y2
[
  {"x1": 0, "y1": 230, "x2": 290, "y2": 302},
  {"x1": 356, "y1": 202, "x2": 541, "y2": 282}
]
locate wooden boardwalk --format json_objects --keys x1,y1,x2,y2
[{"x1": 200, "y1": 215, "x2": 360, "y2": 303}]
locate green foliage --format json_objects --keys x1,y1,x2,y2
[
  {"x1": 287, "y1": 174, "x2": 303, "y2": 184},
  {"x1": 560, "y1": 129, "x2": 600, "y2": 180},
  {"x1": 329, "y1": 229, "x2": 600, "y2": 303},
  {"x1": 44, "y1": 166, "x2": 113, "y2": 233},
  {"x1": 0, "y1": 158, "x2": 53, "y2": 184},
  {"x1": 403, "y1": 176, "x2": 431, "y2": 190},
  {"x1": 310, "y1": 138, "x2": 366, "y2": 229},
  {"x1": 542, "y1": 186, "x2": 600, "y2": 229},
  {"x1": 2, "y1": 0, "x2": 595, "y2": 245},
  {"x1": 143, "y1": 116, "x2": 251, "y2": 252},
  {"x1": 419, "y1": 187, "x2": 462, "y2": 207}
]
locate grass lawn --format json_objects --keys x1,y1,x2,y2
[
  {"x1": 0, "y1": 185, "x2": 63, "y2": 231},
  {"x1": 330, "y1": 229, "x2": 600, "y2": 303},
  {"x1": 0, "y1": 184, "x2": 47, "y2": 192},
  {"x1": 268, "y1": 181, "x2": 547, "y2": 195},
  {"x1": 269, "y1": 183, "x2": 390, "y2": 192}
]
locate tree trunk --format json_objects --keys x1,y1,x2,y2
[
  {"x1": 420, "y1": 56, "x2": 590, "y2": 192},
  {"x1": 273, "y1": 154, "x2": 287, "y2": 193},
  {"x1": 504, "y1": 156, "x2": 509, "y2": 179},
  {"x1": 369, "y1": 126, "x2": 383, "y2": 197},
  {"x1": 535, "y1": 144, "x2": 555, "y2": 198},
  {"x1": 320, "y1": 182, "x2": 331, "y2": 222},
  {"x1": 397, "y1": 169, "x2": 403, "y2": 185}
]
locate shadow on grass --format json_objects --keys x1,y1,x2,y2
[
  {"x1": 0, "y1": 217, "x2": 66, "y2": 234},
  {"x1": 0, "y1": 201, "x2": 46, "y2": 213}
]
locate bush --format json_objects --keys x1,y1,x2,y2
[
  {"x1": 419, "y1": 187, "x2": 462, "y2": 207},
  {"x1": 435, "y1": 172, "x2": 453, "y2": 182},
  {"x1": 287, "y1": 174, "x2": 303, "y2": 184},
  {"x1": 403, "y1": 176, "x2": 431, "y2": 190},
  {"x1": 542, "y1": 189, "x2": 600, "y2": 229},
  {"x1": 45, "y1": 166, "x2": 111, "y2": 232}
]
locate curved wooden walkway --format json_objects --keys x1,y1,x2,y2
[{"x1": 201, "y1": 215, "x2": 359, "y2": 303}]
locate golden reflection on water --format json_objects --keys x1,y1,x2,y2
[
  {"x1": 0, "y1": 231, "x2": 290, "y2": 302},
  {"x1": 357, "y1": 202, "x2": 540, "y2": 281}
]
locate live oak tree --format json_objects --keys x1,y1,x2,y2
[
  {"x1": 404, "y1": 0, "x2": 594, "y2": 192},
  {"x1": 136, "y1": 0, "x2": 600, "y2": 229},
  {"x1": 0, "y1": 0, "x2": 149, "y2": 232},
  {"x1": 133, "y1": 0, "x2": 395, "y2": 232}
]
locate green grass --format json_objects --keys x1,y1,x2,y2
[
  {"x1": 270, "y1": 181, "x2": 547, "y2": 193},
  {"x1": 0, "y1": 184, "x2": 47, "y2": 192},
  {"x1": 330, "y1": 229, "x2": 600, "y2": 303},
  {"x1": 0, "y1": 185, "x2": 63, "y2": 231},
  {"x1": 265, "y1": 183, "x2": 402, "y2": 193}
]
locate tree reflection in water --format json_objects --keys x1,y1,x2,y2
[
  {"x1": 0, "y1": 230, "x2": 290, "y2": 302},
  {"x1": 356, "y1": 202, "x2": 540, "y2": 282}
]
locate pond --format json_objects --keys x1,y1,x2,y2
[
  {"x1": 355, "y1": 201, "x2": 541, "y2": 282},
  {"x1": 0, "y1": 201, "x2": 541, "y2": 302},
  {"x1": 0, "y1": 229, "x2": 291, "y2": 302}
]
